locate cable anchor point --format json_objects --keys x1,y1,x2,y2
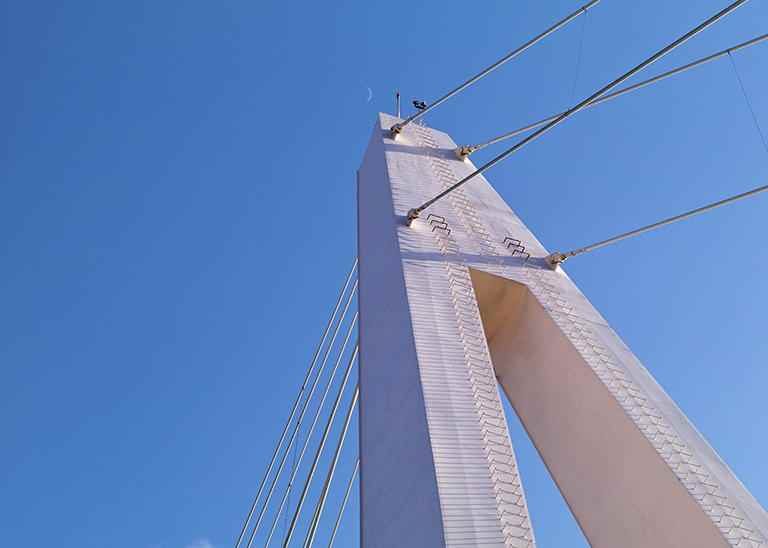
[
  {"x1": 454, "y1": 145, "x2": 478, "y2": 160},
  {"x1": 406, "y1": 208, "x2": 421, "y2": 226},
  {"x1": 545, "y1": 252, "x2": 568, "y2": 269}
]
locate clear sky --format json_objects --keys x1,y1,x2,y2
[{"x1": 2, "y1": 1, "x2": 767, "y2": 547}]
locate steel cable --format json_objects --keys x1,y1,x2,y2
[
  {"x1": 456, "y1": 32, "x2": 768, "y2": 157},
  {"x1": 728, "y1": 51, "x2": 768, "y2": 155},
  {"x1": 244, "y1": 283, "x2": 358, "y2": 546},
  {"x1": 258, "y1": 336, "x2": 359, "y2": 548},
  {"x1": 408, "y1": 0, "x2": 751, "y2": 222},
  {"x1": 282, "y1": 348, "x2": 359, "y2": 547},
  {"x1": 570, "y1": 8, "x2": 589, "y2": 104},
  {"x1": 234, "y1": 260, "x2": 357, "y2": 548},
  {"x1": 302, "y1": 386, "x2": 359, "y2": 548},
  {"x1": 547, "y1": 182, "x2": 768, "y2": 265},
  {"x1": 389, "y1": 0, "x2": 601, "y2": 135},
  {"x1": 327, "y1": 460, "x2": 359, "y2": 548}
]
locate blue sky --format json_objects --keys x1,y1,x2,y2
[{"x1": 2, "y1": 1, "x2": 767, "y2": 547}]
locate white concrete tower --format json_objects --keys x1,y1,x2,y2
[{"x1": 357, "y1": 113, "x2": 768, "y2": 548}]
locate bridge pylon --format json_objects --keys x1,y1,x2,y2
[{"x1": 357, "y1": 113, "x2": 768, "y2": 548}]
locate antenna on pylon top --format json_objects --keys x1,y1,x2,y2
[{"x1": 395, "y1": 90, "x2": 401, "y2": 118}]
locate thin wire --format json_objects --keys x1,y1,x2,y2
[
  {"x1": 282, "y1": 346, "x2": 359, "y2": 547},
  {"x1": 570, "y1": 9, "x2": 589, "y2": 104},
  {"x1": 548, "y1": 181, "x2": 768, "y2": 264},
  {"x1": 260, "y1": 336, "x2": 359, "y2": 548},
  {"x1": 389, "y1": 0, "x2": 601, "y2": 133},
  {"x1": 728, "y1": 51, "x2": 768, "y2": 155},
  {"x1": 303, "y1": 386, "x2": 359, "y2": 548},
  {"x1": 285, "y1": 440, "x2": 295, "y2": 538},
  {"x1": 244, "y1": 283, "x2": 358, "y2": 547},
  {"x1": 327, "y1": 460, "x2": 359, "y2": 548},
  {"x1": 457, "y1": 32, "x2": 768, "y2": 156},
  {"x1": 408, "y1": 0, "x2": 751, "y2": 219},
  {"x1": 234, "y1": 260, "x2": 357, "y2": 548}
]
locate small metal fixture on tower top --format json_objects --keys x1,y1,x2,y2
[{"x1": 391, "y1": 101, "x2": 428, "y2": 137}]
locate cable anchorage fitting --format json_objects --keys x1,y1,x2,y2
[
  {"x1": 545, "y1": 251, "x2": 569, "y2": 268},
  {"x1": 390, "y1": 123, "x2": 403, "y2": 138},
  {"x1": 406, "y1": 208, "x2": 422, "y2": 226},
  {"x1": 454, "y1": 145, "x2": 479, "y2": 160}
]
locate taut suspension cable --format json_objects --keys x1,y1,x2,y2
[
  {"x1": 327, "y1": 459, "x2": 359, "y2": 548},
  {"x1": 728, "y1": 51, "x2": 768, "y2": 155},
  {"x1": 406, "y1": 0, "x2": 751, "y2": 224},
  {"x1": 569, "y1": 6, "x2": 589, "y2": 104},
  {"x1": 389, "y1": 0, "x2": 601, "y2": 136},
  {"x1": 282, "y1": 346, "x2": 360, "y2": 547},
  {"x1": 260, "y1": 337, "x2": 359, "y2": 548},
  {"x1": 244, "y1": 284, "x2": 358, "y2": 546},
  {"x1": 546, "y1": 182, "x2": 768, "y2": 266},
  {"x1": 302, "y1": 385, "x2": 359, "y2": 548},
  {"x1": 455, "y1": 32, "x2": 768, "y2": 158},
  {"x1": 254, "y1": 317, "x2": 358, "y2": 548},
  {"x1": 234, "y1": 260, "x2": 357, "y2": 548}
]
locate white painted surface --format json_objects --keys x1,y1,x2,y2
[
  {"x1": 357, "y1": 113, "x2": 768, "y2": 547},
  {"x1": 358, "y1": 126, "x2": 446, "y2": 548},
  {"x1": 359, "y1": 117, "x2": 534, "y2": 547}
]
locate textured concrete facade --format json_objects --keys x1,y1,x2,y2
[{"x1": 357, "y1": 113, "x2": 768, "y2": 547}]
